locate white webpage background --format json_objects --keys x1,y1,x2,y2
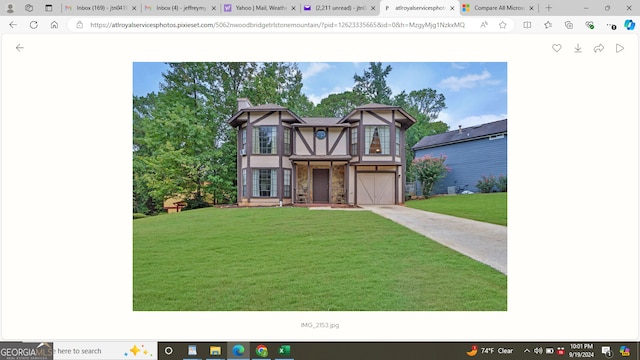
[{"x1": 1, "y1": 33, "x2": 638, "y2": 340}]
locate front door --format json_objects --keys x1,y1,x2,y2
[{"x1": 312, "y1": 169, "x2": 329, "y2": 203}]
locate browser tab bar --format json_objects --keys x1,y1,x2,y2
[{"x1": 459, "y1": 0, "x2": 639, "y2": 16}]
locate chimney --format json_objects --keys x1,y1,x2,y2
[
  {"x1": 237, "y1": 98, "x2": 253, "y2": 112},
  {"x1": 458, "y1": 125, "x2": 462, "y2": 134}
]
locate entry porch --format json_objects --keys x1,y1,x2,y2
[{"x1": 292, "y1": 160, "x2": 348, "y2": 204}]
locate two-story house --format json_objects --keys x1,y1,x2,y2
[{"x1": 228, "y1": 98, "x2": 416, "y2": 206}]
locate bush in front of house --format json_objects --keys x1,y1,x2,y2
[
  {"x1": 476, "y1": 175, "x2": 498, "y2": 193},
  {"x1": 497, "y1": 175, "x2": 507, "y2": 192},
  {"x1": 133, "y1": 213, "x2": 147, "y2": 220},
  {"x1": 411, "y1": 154, "x2": 451, "y2": 198}
]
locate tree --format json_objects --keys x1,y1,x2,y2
[
  {"x1": 393, "y1": 89, "x2": 448, "y2": 180},
  {"x1": 133, "y1": 93, "x2": 161, "y2": 214},
  {"x1": 133, "y1": 62, "x2": 316, "y2": 214},
  {"x1": 311, "y1": 91, "x2": 368, "y2": 117},
  {"x1": 411, "y1": 155, "x2": 451, "y2": 198},
  {"x1": 353, "y1": 62, "x2": 393, "y2": 104},
  {"x1": 243, "y1": 62, "x2": 314, "y2": 115}
]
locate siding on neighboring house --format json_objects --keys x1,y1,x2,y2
[{"x1": 412, "y1": 119, "x2": 507, "y2": 194}]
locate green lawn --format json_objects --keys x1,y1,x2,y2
[
  {"x1": 406, "y1": 193, "x2": 507, "y2": 226},
  {"x1": 133, "y1": 207, "x2": 506, "y2": 311}
]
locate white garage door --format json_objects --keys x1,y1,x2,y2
[{"x1": 357, "y1": 173, "x2": 395, "y2": 205}]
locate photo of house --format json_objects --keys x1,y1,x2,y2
[{"x1": 229, "y1": 99, "x2": 416, "y2": 206}]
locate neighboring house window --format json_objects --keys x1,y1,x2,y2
[
  {"x1": 253, "y1": 169, "x2": 277, "y2": 197},
  {"x1": 283, "y1": 169, "x2": 291, "y2": 198},
  {"x1": 351, "y1": 127, "x2": 358, "y2": 155},
  {"x1": 252, "y1": 126, "x2": 277, "y2": 154},
  {"x1": 365, "y1": 126, "x2": 389, "y2": 154},
  {"x1": 242, "y1": 169, "x2": 247, "y2": 198},
  {"x1": 284, "y1": 127, "x2": 291, "y2": 156},
  {"x1": 241, "y1": 128, "x2": 246, "y2": 154},
  {"x1": 395, "y1": 129, "x2": 400, "y2": 155}
]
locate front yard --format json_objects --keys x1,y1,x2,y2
[
  {"x1": 407, "y1": 193, "x2": 507, "y2": 226},
  {"x1": 133, "y1": 207, "x2": 507, "y2": 311}
]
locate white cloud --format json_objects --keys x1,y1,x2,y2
[
  {"x1": 438, "y1": 70, "x2": 493, "y2": 91},
  {"x1": 302, "y1": 62, "x2": 332, "y2": 79},
  {"x1": 450, "y1": 62, "x2": 468, "y2": 70},
  {"x1": 440, "y1": 112, "x2": 507, "y2": 131},
  {"x1": 307, "y1": 86, "x2": 353, "y2": 105}
]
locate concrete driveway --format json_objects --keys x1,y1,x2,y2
[{"x1": 360, "y1": 205, "x2": 507, "y2": 275}]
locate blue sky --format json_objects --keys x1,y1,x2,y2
[{"x1": 133, "y1": 62, "x2": 507, "y2": 130}]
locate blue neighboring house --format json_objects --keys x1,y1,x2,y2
[{"x1": 412, "y1": 119, "x2": 507, "y2": 194}]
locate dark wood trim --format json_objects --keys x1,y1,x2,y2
[
  {"x1": 237, "y1": 124, "x2": 242, "y2": 202},
  {"x1": 295, "y1": 128, "x2": 313, "y2": 154},
  {"x1": 354, "y1": 168, "x2": 358, "y2": 206},
  {"x1": 350, "y1": 161, "x2": 401, "y2": 166},
  {"x1": 394, "y1": 168, "x2": 398, "y2": 204},
  {"x1": 390, "y1": 110, "x2": 397, "y2": 158},
  {"x1": 329, "y1": 161, "x2": 333, "y2": 203},
  {"x1": 358, "y1": 111, "x2": 364, "y2": 163},
  {"x1": 292, "y1": 163, "x2": 297, "y2": 203},
  {"x1": 251, "y1": 111, "x2": 275, "y2": 125},
  {"x1": 306, "y1": 161, "x2": 311, "y2": 202},
  {"x1": 401, "y1": 126, "x2": 406, "y2": 204},
  {"x1": 345, "y1": 164, "x2": 350, "y2": 204},
  {"x1": 292, "y1": 126, "x2": 296, "y2": 155},
  {"x1": 313, "y1": 127, "x2": 317, "y2": 156},
  {"x1": 329, "y1": 128, "x2": 347, "y2": 155},
  {"x1": 246, "y1": 113, "x2": 252, "y2": 200},
  {"x1": 325, "y1": 127, "x2": 329, "y2": 155},
  {"x1": 278, "y1": 111, "x2": 283, "y2": 202},
  {"x1": 366, "y1": 110, "x2": 392, "y2": 125},
  {"x1": 355, "y1": 170, "x2": 398, "y2": 173}
]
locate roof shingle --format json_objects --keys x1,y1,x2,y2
[{"x1": 412, "y1": 119, "x2": 507, "y2": 150}]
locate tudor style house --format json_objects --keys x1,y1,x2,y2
[{"x1": 228, "y1": 98, "x2": 416, "y2": 206}]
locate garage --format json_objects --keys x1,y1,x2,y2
[{"x1": 356, "y1": 172, "x2": 395, "y2": 205}]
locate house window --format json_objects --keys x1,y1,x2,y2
[
  {"x1": 252, "y1": 169, "x2": 277, "y2": 197},
  {"x1": 284, "y1": 127, "x2": 291, "y2": 156},
  {"x1": 283, "y1": 169, "x2": 291, "y2": 198},
  {"x1": 242, "y1": 169, "x2": 247, "y2": 197},
  {"x1": 241, "y1": 128, "x2": 247, "y2": 154},
  {"x1": 351, "y1": 127, "x2": 358, "y2": 155},
  {"x1": 252, "y1": 126, "x2": 277, "y2": 154},
  {"x1": 365, "y1": 126, "x2": 389, "y2": 154},
  {"x1": 395, "y1": 129, "x2": 400, "y2": 155}
]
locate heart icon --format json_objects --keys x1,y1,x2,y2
[{"x1": 552, "y1": 44, "x2": 562, "y2": 52}]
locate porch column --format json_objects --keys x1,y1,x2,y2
[
  {"x1": 292, "y1": 162, "x2": 297, "y2": 204},
  {"x1": 306, "y1": 161, "x2": 310, "y2": 203},
  {"x1": 329, "y1": 161, "x2": 333, "y2": 204}
]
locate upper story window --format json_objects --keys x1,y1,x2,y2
[
  {"x1": 351, "y1": 127, "x2": 358, "y2": 156},
  {"x1": 365, "y1": 126, "x2": 389, "y2": 155},
  {"x1": 284, "y1": 127, "x2": 291, "y2": 156},
  {"x1": 252, "y1": 126, "x2": 277, "y2": 154},
  {"x1": 241, "y1": 128, "x2": 247, "y2": 154},
  {"x1": 395, "y1": 129, "x2": 400, "y2": 155}
]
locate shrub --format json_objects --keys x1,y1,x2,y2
[
  {"x1": 133, "y1": 213, "x2": 147, "y2": 220},
  {"x1": 411, "y1": 154, "x2": 451, "y2": 198},
  {"x1": 476, "y1": 175, "x2": 497, "y2": 193},
  {"x1": 497, "y1": 175, "x2": 507, "y2": 192}
]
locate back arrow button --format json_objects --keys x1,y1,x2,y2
[
  {"x1": 9, "y1": 21, "x2": 17, "y2": 28},
  {"x1": 16, "y1": 44, "x2": 24, "y2": 52}
]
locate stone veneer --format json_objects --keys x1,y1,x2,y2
[{"x1": 295, "y1": 164, "x2": 346, "y2": 203}]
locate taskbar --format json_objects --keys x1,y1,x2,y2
[{"x1": 0, "y1": 342, "x2": 638, "y2": 360}]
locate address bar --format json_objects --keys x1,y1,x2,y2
[{"x1": 68, "y1": 17, "x2": 514, "y2": 32}]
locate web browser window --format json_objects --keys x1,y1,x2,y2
[{"x1": 1, "y1": 0, "x2": 638, "y2": 358}]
